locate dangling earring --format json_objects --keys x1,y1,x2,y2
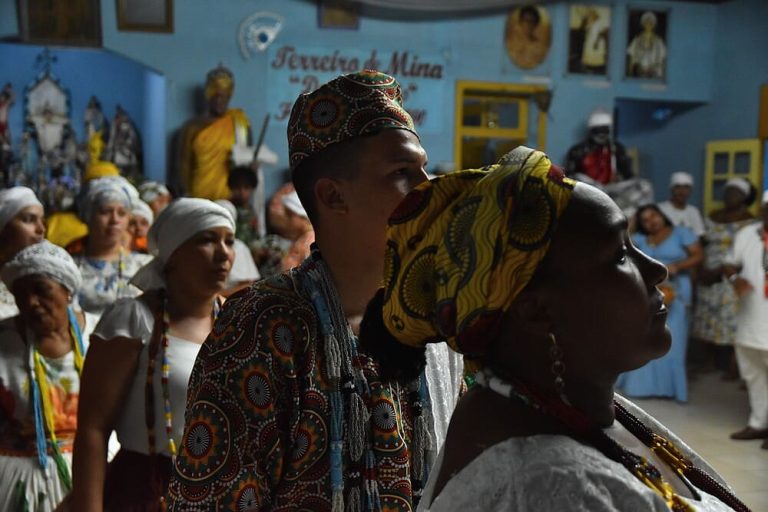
[{"x1": 548, "y1": 332, "x2": 570, "y2": 404}]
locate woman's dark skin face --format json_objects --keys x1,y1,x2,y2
[
  {"x1": 723, "y1": 186, "x2": 747, "y2": 211},
  {"x1": 431, "y1": 184, "x2": 670, "y2": 500},
  {"x1": 13, "y1": 274, "x2": 71, "y2": 338}
]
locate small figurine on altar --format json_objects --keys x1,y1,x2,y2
[
  {"x1": 565, "y1": 108, "x2": 632, "y2": 185},
  {"x1": 106, "y1": 105, "x2": 141, "y2": 179},
  {"x1": 0, "y1": 83, "x2": 14, "y2": 150},
  {"x1": 0, "y1": 83, "x2": 15, "y2": 184},
  {"x1": 84, "y1": 96, "x2": 108, "y2": 154}
]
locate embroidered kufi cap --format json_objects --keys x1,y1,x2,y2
[{"x1": 287, "y1": 70, "x2": 417, "y2": 170}]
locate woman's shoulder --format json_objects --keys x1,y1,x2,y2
[
  {"x1": 427, "y1": 435, "x2": 669, "y2": 512},
  {"x1": 92, "y1": 296, "x2": 154, "y2": 344}
]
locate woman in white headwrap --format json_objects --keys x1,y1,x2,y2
[
  {"x1": 128, "y1": 199, "x2": 154, "y2": 254},
  {"x1": 0, "y1": 186, "x2": 46, "y2": 319},
  {"x1": 69, "y1": 176, "x2": 152, "y2": 316},
  {"x1": 0, "y1": 240, "x2": 97, "y2": 511},
  {"x1": 69, "y1": 198, "x2": 235, "y2": 511},
  {"x1": 692, "y1": 178, "x2": 756, "y2": 376}
]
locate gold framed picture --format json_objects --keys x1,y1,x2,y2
[
  {"x1": 117, "y1": 0, "x2": 174, "y2": 33},
  {"x1": 318, "y1": 0, "x2": 359, "y2": 30}
]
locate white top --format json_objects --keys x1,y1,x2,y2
[
  {"x1": 92, "y1": 298, "x2": 203, "y2": 456},
  {"x1": 0, "y1": 312, "x2": 96, "y2": 512},
  {"x1": 727, "y1": 221, "x2": 768, "y2": 350},
  {"x1": 424, "y1": 342, "x2": 464, "y2": 450},
  {"x1": 420, "y1": 396, "x2": 732, "y2": 512},
  {"x1": 658, "y1": 201, "x2": 706, "y2": 237},
  {"x1": 227, "y1": 238, "x2": 260, "y2": 286},
  {"x1": 0, "y1": 280, "x2": 18, "y2": 320}
]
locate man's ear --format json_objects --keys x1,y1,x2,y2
[{"x1": 314, "y1": 177, "x2": 348, "y2": 216}]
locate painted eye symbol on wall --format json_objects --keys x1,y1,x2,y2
[{"x1": 238, "y1": 12, "x2": 285, "y2": 58}]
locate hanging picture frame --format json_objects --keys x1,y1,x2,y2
[
  {"x1": 117, "y1": 0, "x2": 174, "y2": 33},
  {"x1": 625, "y1": 7, "x2": 668, "y2": 81},
  {"x1": 504, "y1": 4, "x2": 552, "y2": 70},
  {"x1": 17, "y1": 0, "x2": 102, "y2": 46},
  {"x1": 567, "y1": 4, "x2": 612, "y2": 77},
  {"x1": 318, "y1": 0, "x2": 359, "y2": 30}
]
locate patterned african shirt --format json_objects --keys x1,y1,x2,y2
[{"x1": 167, "y1": 257, "x2": 419, "y2": 511}]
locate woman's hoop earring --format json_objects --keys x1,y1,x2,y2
[{"x1": 548, "y1": 332, "x2": 570, "y2": 404}]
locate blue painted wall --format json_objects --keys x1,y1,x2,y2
[
  {"x1": 617, "y1": 0, "x2": 768, "y2": 206},
  {"x1": 3, "y1": 0, "x2": 765, "y2": 204},
  {"x1": 0, "y1": 41, "x2": 166, "y2": 181},
  {"x1": 96, "y1": 0, "x2": 722, "y2": 197}
]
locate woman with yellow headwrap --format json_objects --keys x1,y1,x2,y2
[
  {"x1": 360, "y1": 147, "x2": 749, "y2": 512},
  {"x1": 177, "y1": 65, "x2": 250, "y2": 200}
]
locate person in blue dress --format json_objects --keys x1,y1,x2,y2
[{"x1": 618, "y1": 204, "x2": 703, "y2": 402}]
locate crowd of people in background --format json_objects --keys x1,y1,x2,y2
[{"x1": 0, "y1": 69, "x2": 763, "y2": 511}]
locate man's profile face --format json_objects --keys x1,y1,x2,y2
[{"x1": 339, "y1": 129, "x2": 428, "y2": 257}]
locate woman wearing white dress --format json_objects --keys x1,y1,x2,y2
[
  {"x1": 70, "y1": 198, "x2": 235, "y2": 511},
  {"x1": 0, "y1": 240, "x2": 95, "y2": 511},
  {"x1": 68, "y1": 176, "x2": 152, "y2": 316}
]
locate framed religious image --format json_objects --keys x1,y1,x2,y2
[
  {"x1": 625, "y1": 8, "x2": 668, "y2": 80},
  {"x1": 17, "y1": 0, "x2": 101, "y2": 46},
  {"x1": 318, "y1": 0, "x2": 359, "y2": 30},
  {"x1": 117, "y1": 0, "x2": 174, "y2": 33},
  {"x1": 504, "y1": 4, "x2": 552, "y2": 70},
  {"x1": 567, "y1": 4, "x2": 611, "y2": 76}
]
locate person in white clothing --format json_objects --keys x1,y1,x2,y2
[
  {"x1": 0, "y1": 187, "x2": 46, "y2": 320},
  {"x1": 658, "y1": 171, "x2": 705, "y2": 237},
  {"x1": 725, "y1": 190, "x2": 768, "y2": 448},
  {"x1": 69, "y1": 198, "x2": 236, "y2": 510}
]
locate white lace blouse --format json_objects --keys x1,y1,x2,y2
[{"x1": 419, "y1": 396, "x2": 735, "y2": 512}]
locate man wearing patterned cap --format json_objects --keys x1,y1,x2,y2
[
  {"x1": 177, "y1": 64, "x2": 251, "y2": 200},
  {"x1": 168, "y1": 71, "x2": 464, "y2": 511}
]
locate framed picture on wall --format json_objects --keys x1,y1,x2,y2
[
  {"x1": 117, "y1": 0, "x2": 174, "y2": 33},
  {"x1": 17, "y1": 0, "x2": 102, "y2": 46},
  {"x1": 504, "y1": 4, "x2": 552, "y2": 70},
  {"x1": 625, "y1": 8, "x2": 668, "y2": 81},
  {"x1": 567, "y1": 4, "x2": 611, "y2": 76},
  {"x1": 318, "y1": 0, "x2": 359, "y2": 30}
]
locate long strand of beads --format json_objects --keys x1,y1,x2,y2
[
  {"x1": 475, "y1": 370, "x2": 701, "y2": 512},
  {"x1": 161, "y1": 296, "x2": 176, "y2": 457}
]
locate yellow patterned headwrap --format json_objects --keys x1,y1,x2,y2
[
  {"x1": 382, "y1": 147, "x2": 575, "y2": 370},
  {"x1": 204, "y1": 65, "x2": 235, "y2": 100}
]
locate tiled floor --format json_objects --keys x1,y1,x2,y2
[{"x1": 633, "y1": 370, "x2": 768, "y2": 511}]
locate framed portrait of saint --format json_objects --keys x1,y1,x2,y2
[
  {"x1": 504, "y1": 4, "x2": 552, "y2": 70},
  {"x1": 567, "y1": 4, "x2": 611, "y2": 76},
  {"x1": 625, "y1": 8, "x2": 668, "y2": 80},
  {"x1": 18, "y1": 0, "x2": 101, "y2": 46}
]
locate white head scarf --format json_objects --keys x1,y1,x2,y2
[
  {"x1": 130, "y1": 198, "x2": 235, "y2": 291},
  {"x1": 282, "y1": 190, "x2": 309, "y2": 219},
  {"x1": 214, "y1": 199, "x2": 238, "y2": 222},
  {"x1": 0, "y1": 187, "x2": 43, "y2": 233},
  {"x1": 724, "y1": 178, "x2": 751, "y2": 197},
  {"x1": 80, "y1": 176, "x2": 138, "y2": 222},
  {"x1": 138, "y1": 181, "x2": 170, "y2": 205},
  {"x1": 131, "y1": 199, "x2": 155, "y2": 225},
  {"x1": 1, "y1": 240, "x2": 82, "y2": 294}
]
